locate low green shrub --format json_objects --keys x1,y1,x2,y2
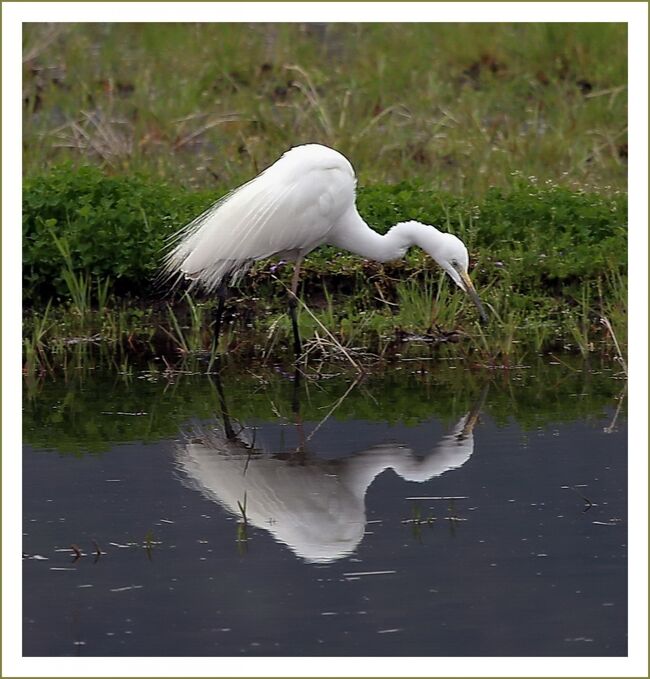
[
  {"x1": 23, "y1": 165, "x2": 627, "y2": 307},
  {"x1": 356, "y1": 179, "x2": 627, "y2": 290},
  {"x1": 22, "y1": 165, "x2": 217, "y2": 304}
]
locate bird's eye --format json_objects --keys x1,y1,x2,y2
[{"x1": 451, "y1": 259, "x2": 459, "y2": 268}]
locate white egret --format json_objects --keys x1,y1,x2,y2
[{"x1": 164, "y1": 143, "x2": 487, "y2": 355}]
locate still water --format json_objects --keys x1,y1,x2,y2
[{"x1": 23, "y1": 361, "x2": 627, "y2": 656}]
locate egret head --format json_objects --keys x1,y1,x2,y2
[{"x1": 431, "y1": 233, "x2": 488, "y2": 325}]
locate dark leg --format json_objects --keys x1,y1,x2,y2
[
  {"x1": 288, "y1": 257, "x2": 303, "y2": 358},
  {"x1": 211, "y1": 282, "x2": 228, "y2": 351},
  {"x1": 291, "y1": 366, "x2": 301, "y2": 416},
  {"x1": 291, "y1": 367, "x2": 307, "y2": 458},
  {"x1": 213, "y1": 369, "x2": 236, "y2": 440},
  {"x1": 288, "y1": 298, "x2": 301, "y2": 358}
]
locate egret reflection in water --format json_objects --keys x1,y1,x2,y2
[{"x1": 174, "y1": 377, "x2": 486, "y2": 563}]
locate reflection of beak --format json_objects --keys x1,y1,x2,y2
[
  {"x1": 459, "y1": 408, "x2": 481, "y2": 440},
  {"x1": 458, "y1": 269, "x2": 488, "y2": 325},
  {"x1": 458, "y1": 382, "x2": 490, "y2": 441},
  {"x1": 459, "y1": 383, "x2": 490, "y2": 438}
]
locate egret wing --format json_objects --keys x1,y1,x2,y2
[{"x1": 163, "y1": 161, "x2": 354, "y2": 291}]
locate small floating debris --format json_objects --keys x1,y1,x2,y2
[
  {"x1": 564, "y1": 637, "x2": 593, "y2": 643},
  {"x1": 158, "y1": 519, "x2": 174, "y2": 524},
  {"x1": 109, "y1": 585, "x2": 143, "y2": 593},
  {"x1": 50, "y1": 567, "x2": 76, "y2": 571},
  {"x1": 405, "y1": 496, "x2": 468, "y2": 501},
  {"x1": 562, "y1": 486, "x2": 595, "y2": 510},
  {"x1": 343, "y1": 570, "x2": 396, "y2": 578},
  {"x1": 377, "y1": 628, "x2": 401, "y2": 634},
  {"x1": 592, "y1": 521, "x2": 620, "y2": 526}
]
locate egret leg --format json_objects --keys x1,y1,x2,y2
[
  {"x1": 291, "y1": 367, "x2": 307, "y2": 458},
  {"x1": 288, "y1": 257, "x2": 303, "y2": 358},
  {"x1": 291, "y1": 367, "x2": 301, "y2": 415},
  {"x1": 211, "y1": 282, "x2": 228, "y2": 351},
  {"x1": 213, "y1": 369, "x2": 236, "y2": 440}
]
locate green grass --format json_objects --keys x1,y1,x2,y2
[
  {"x1": 21, "y1": 170, "x2": 628, "y2": 373},
  {"x1": 23, "y1": 166, "x2": 627, "y2": 303},
  {"x1": 22, "y1": 23, "x2": 628, "y2": 372},
  {"x1": 23, "y1": 300, "x2": 54, "y2": 379},
  {"x1": 22, "y1": 263, "x2": 628, "y2": 379},
  {"x1": 23, "y1": 23, "x2": 627, "y2": 195}
]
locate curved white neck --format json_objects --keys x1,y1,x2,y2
[{"x1": 326, "y1": 208, "x2": 446, "y2": 264}]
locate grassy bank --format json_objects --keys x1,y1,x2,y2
[
  {"x1": 22, "y1": 22, "x2": 628, "y2": 375},
  {"x1": 23, "y1": 166, "x2": 627, "y2": 376}
]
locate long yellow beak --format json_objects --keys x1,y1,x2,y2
[{"x1": 458, "y1": 269, "x2": 488, "y2": 325}]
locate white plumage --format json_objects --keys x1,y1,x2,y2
[
  {"x1": 164, "y1": 144, "x2": 356, "y2": 290},
  {"x1": 163, "y1": 143, "x2": 487, "y2": 345}
]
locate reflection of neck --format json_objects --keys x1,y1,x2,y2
[{"x1": 339, "y1": 419, "x2": 474, "y2": 495}]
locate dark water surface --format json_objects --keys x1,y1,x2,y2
[{"x1": 23, "y1": 362, "x2": 627, "y2": 656}]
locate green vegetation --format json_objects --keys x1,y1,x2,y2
[
  {"x1": 22, "y1": 165, "x2": 212, "y2": 303},
  {"x1": 23, "y1": 23, "x2": 626, "y2": 195},
  {"x1": 22, "y1": 23, "x2": 628, "y2": 371},
  {"x1": 23, "y1": 165, "x2": 627, "y2": 370},
  {"x1": 23, "y1": 160, "x2": 627, "y2": 306}
]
